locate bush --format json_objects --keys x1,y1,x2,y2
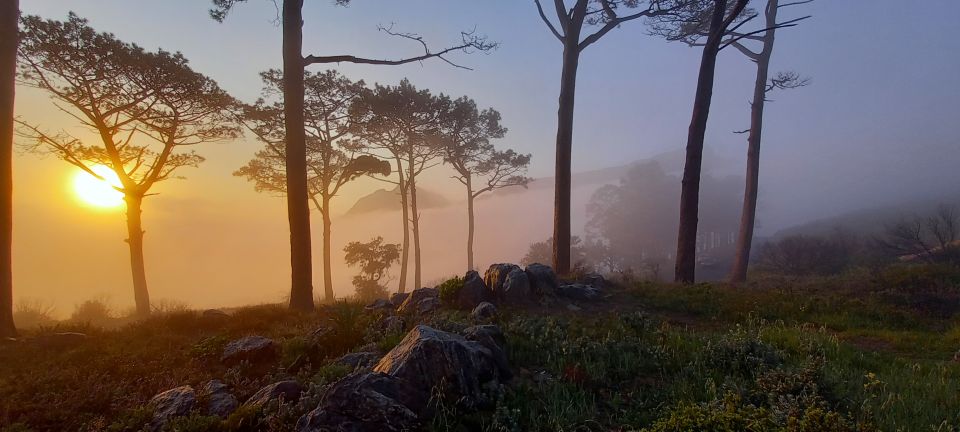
[
  {"x1": 69, "y1": 297, "x2": 115, "y2": 326},
  {"x1": 755, "y1": 234, "x2": 857, "y2": 276},
  {"x1": 13, "y1": 298, "x2": 56, "y2": 329},
  {"x1": 436, "y1": 276, "x2": 463, "y2": 303}
]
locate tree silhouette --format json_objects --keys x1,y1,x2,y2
[
  {"x1": 533, "y1": 0, "x2": 687, "y2": 275},
  {"x1": 650, "y1": 0, "x2": 751, "y2": 283},
  {"x1": 343, "y1": 237, "x2": 400, "y2": 302},
  {"x1": 725, "y1": 0, "x2": 811, "y2": 283},
  {"x1": 210, "y1": 0, "x2": 494, "y2": 311},
  {"x1": 440, "y1": 97, "x2": 531, "y2": 270},
  {"x1": 17, "y1": 14, "x2": 240, "y2": 315},
  {"x1": 235, "y1": 69, "x2": 390, "y2": 303},
  {"x1": 349, "y1": 79, "x2": 451, "y2": 292},
  {"x1": 0, "y1": 0, "x2": 17, "y2": 338}
]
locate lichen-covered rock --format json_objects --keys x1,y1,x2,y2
[
  {"x1": 221, "y1": 335, "x2": 277, "y2": 365},
  {"x1": 389, "y1": 292, "x2": 409, "y2": 307},
  {"x1": 336, "y1": 352, "x2": 382, "y2": 370},
  {"x1": 457, "y1": 270, "x2": 489, "y2": 309},
  {"x1": 149, "y1": 385, "x2": 196, "y2": 430},
  {"x1": 397, "y1": 287, "x2": 440, "y2": 315},
  {"x1": 484, "y1": 263, "x2": 521, "y2": 300},
  {"x1": 243, "y1": 380, "x2": 303, "y2": 409},
  {"x1": 471, "y1": 302, "x2": 498, "y2": 322},
  {"x1": 525, "y1": 263, "x2": 560, "y2": 296},
  {"x1": 200, "y1": 379, "x2": 238, "y2": 418},
  {"x1": 373, "y1": 325, "x2": 508, "y2": 408},
  {"x1": 559, "y1": 283, "x2": 601, "y2": 301},
  {"x1": 295, "y1": 372, "x2": 426, "y2": 432},
  {"x1": 501, "y1": 268, "x2": 531, "y2": 303}
]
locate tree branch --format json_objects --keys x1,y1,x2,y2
[{"x1": 535, "y1": 0, "x2": 565, "y2": 41}]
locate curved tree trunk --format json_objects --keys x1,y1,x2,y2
[
  {"x1": 729, "y1": 1, "x2": 778, "y2": 284},
  {"x1": 0, "y1": 0, "x2": 18, "y2": 338},
  {"x1": 124, "y1": 194, "x2": 150, "y2": 316},
  {"x1": 552, "y1": 35, "x2": 582, "y2": 276},
  {"x1": 407, "y1": 154, "x2": 422, "y2": 288},
  {"x1": 675, "y1": 0, "x2": 729, "y2": 283},
  {"x1": 283, "y1": 0, "x2": 314, "y2": 311},
  {"x1": 466, "y1": 181, "x2": 475, "y2": 271},
  {"x1": 396, "y1": 158, "x2": 409, "y2": 293},
  {"x1": 320, "y1": 194, "x2": 334, "y2": 302}
]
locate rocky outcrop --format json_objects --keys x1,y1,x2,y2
[
  {"x1": 336, "y1": 352, "x2": 382, "y2": 370},
  {"x1": 389, "y1": 292, "x2": 409, "y2": 307},
  {"x1": 559, "y1": 283, "x2": 601, "y2": 301},
  {"x1": 297, "y1": 324, "x2": 510, "y2": 431},
  {"x1": 244, "y1": 380, "x2": 303, "y2": 410},
  {"x1": 365, "y1": 298, "x2": 392, "y2": 311},
  {"x1": 221, "y1": 335, "x2": 277, "y2": 365},
  {"x1": 397, "y1": 287, "x2": 440, "y2": 315},
  {"x1": 501, "y1": 268, "x2": 531, "y2": 303},
  {"x1": 457, "y1": 270, "x2": 489, "y2": 309},
  {"x1": 149, "y1": 385, "x2": 196, "y2": 430},
  {"x1": 525, "y1": 263, "x2": 560, "y2": 296},
  {"x1": 200, "y1": 380, "x2": 238, "y2": 418},
  {"x1": 380, "y1": 315, "x2": 405, "y2": 334},
  {"x1": 471, "y1": 302, "x2": 498, "y2": 321},
  {"x1": 484, "y1": 264, "x2": 520, "y2": 299}
]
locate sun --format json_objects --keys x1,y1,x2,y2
[{"x1": 73, "y1": 165, "x2": 125, "y2": 208}]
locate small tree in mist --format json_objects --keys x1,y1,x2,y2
[
  {"x1": 16, "y1": 14, "x2": 240, "y2": 315},
  {"x1": 349, "y1": 80, "x2": 451, "y2": 291},
  {"x1": 533, "y1": 0, "x2": 690, "y2": 275},
  {"x1": 343, "y1": 237, "x2": 400, "y2": 302},
  {"x1": 440, "y1": 97, "x2": 531, "y2": 270},
  {"x1": 0, "y1": 0, "x2": 17, "y2": 338},
  {"x1": 877, "y1": 205, "x2": 960, "y2": 264},
  {"x1": 210, "y1": 0, "x2": 495, "y2": 312},
  {"x1": 522, "y1": 236, "x2": 591, "y2": 268},
  {"x1": 235, "y1": 69, "x2": 391, "y2": 302},
  {"x1": 755, "y1": 233, "x2": 856, "y2": 276},
  {"x1": 649, "y1": 0, "x2": 751, "y2": 283}
]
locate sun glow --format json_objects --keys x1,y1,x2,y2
[{"x1": 73, "y1": 165, "x2": 125, "y2": 208}]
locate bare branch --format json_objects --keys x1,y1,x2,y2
[{"x1": 535, "y1": 0, "x2": 565, "y2": 41}]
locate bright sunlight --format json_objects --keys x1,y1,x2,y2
[{"x1": 73, "y1": 165, "x2": 124, "y2": 208}]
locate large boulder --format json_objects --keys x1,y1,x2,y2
[
  {"x1": 221, "y1": 335, "x2": 277, "y2": 365},
  {"x1": 243, "y1": 380, "x2": 303, "y2": 409},
  {"x1": 149, "y1": 385, "x2": 196, "y2": 430},
  {"x1": 559, "y1": 283, "x2": 601, "y2": 301},
  {"x1": 484, "y1": 263, "x2": 521, "y2": 299},
  {"x1": 501, "y1": 268, "x2": 532, "y2": 303},
  {"x1": 296, "y1": 372, "x2": 426, "y2": 432},
  {"x1": 389, "y1": 292, "x2": 409, "y2": 307},
  {"x1": 379, "y1": 315, "x2": 405, "y2": 334},
  {"x1": 336, "y1": 352, "x2": 382, "y2": 371},
  {"x1": 583, "y1": 272, "x2": 606, "y2": 290},
  {"x1": 397, "y1": 287, "x2": 440, "y2": 316},
  {"x1": 365, "y1": 298, "x2": 392, "y2": 311},
  {"x1": 525, "y1": 263, "x2": 560, "y2": 296},
  {"x1": 373, "y1": 325, "x2": 508, "y2": 408},
  {"x1": 457, "y1": 270, "x2": 489, "y2": 309},
  {"x1": 200, "y1": 380, "x2": 238, "y2": 418}
]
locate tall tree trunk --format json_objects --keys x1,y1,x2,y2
[
  {"x1": 124, "y1": 194, "x2": 150, "y2": 316},
  {"x1": 675, "y1": 0, "x2": 728, "y2": 283},
  {"x1": 407, "y1": 154, "x2": 422, "y2": 288},
  {"x1": 396, "y1": 158, "x2": 409, "y2": 293},
  {"x1": 552, "y1": 27, "x2": 583, "y2": 276},
  {"x1": 320, "y1": 194, "x2": 334, "y2": 302},
  {"x1": 465, "y1": 177, "x2": 475, "y2": 271},
  {"x1": 283, "y1": 0, "x2": 314, "y2": 311},
  {"x1": 0, "y1": 0, "x2": 18, "y2": 338},
  {"x1": 729, "y1": 0, "x2": 777, "y2": 284}
]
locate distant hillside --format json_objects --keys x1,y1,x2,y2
[
  {"x1": 772, "y1": 193, "x2": 960, "y2": 239},
  {"x1": 345, "y1": 186, "x2": 450, "y2": 215}
]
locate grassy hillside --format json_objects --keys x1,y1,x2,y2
[{"x1": 1, "y1": 264, "x2": 959, "y2": 431}]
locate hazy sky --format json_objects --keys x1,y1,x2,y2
[{"x1": 12, "y1": 1, "x2": 960, "y2": 313}]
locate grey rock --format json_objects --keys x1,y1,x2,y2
[
  {"x1": 365, "y1": 298, "x2": 392, "y2": 311},
  {"x1": 202, "y1": 309, "x2": 230, "y2": 319},
  {"x1": 296, "y1": 372, "x2": 426, "y2": 432},
  {"x1": 380, "y1": 315, "x2": 405, "y2": 334},
  {"x1": 484, "y1": 263, "x2": 521, "y2": 300},
  {"x1": 397, "y1": 287, "x2": 440, "y2": 316},
  {"x1": 374, "y1": 325, "x2": 508, "y2": 408},
  {"x1": 244, "y1": 380, "x2": 303, "y2": 409},
  {"x1": 559, "y1": 283, "x2": 601, "y2": 301},
  {"x1": 470, "y1": 302, "x2": 498, "y2": 321},
  {"x1": 583, "y1": 273, "x2": 606, "y2": 290},
  {"x1": 221, "y1": 335, "x2": 277, "y2": 365},
  {"x1": 389, "y1": 292, "x2": 409, "y2": 307},
  {"x1": 525, "y1": 263, "x2": 560, "y2": 296},
  {"x1": 463, "y1": 325, "x2": 511, "y2": 381},
  {"x1": 149, "y1": 385, "x2": 196, "y2": 429},
  {"x1": 566, "y1": 304, "x2": 583, "y2": 312},
  {"x1": 200, "y1": 380, "x2": 238, "y2": 418},
  {"x1": 501, "y1": 268, "x2": 531, "y2": 303},
  {"x1": 457, "y1": 270, "x2": 489, "y2": 309},
  {"x1": 336, "y1": 352, "x2": 382, "y2": 370}
]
